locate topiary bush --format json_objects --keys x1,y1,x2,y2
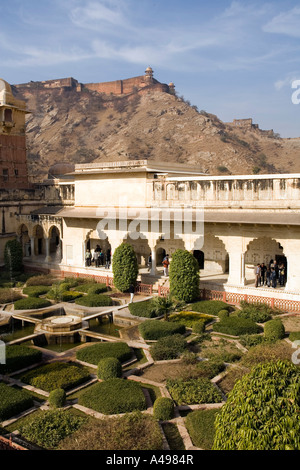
[
  {"x1": 78, "y1": 378, "x2": 146, "y2": 414},
  {"x1": 97, "y1": 357, "x2": 122, "y2": 380},
  {"x1": 0, "y1": 345, "x2": 42, "y2": 374},
  {"x1": 4, "y1": 239, "x2": 23, "y2": 273},
  {"x1": 150, "y1": 334, "x2": 187, "y2": 361},
  {"x1": 76, "y1": 342, "x2": 132, "y2": 365},
  {"x1": 264, "y1": 318, "x2": 285, "y2": 341},
  {"x1": 26, "y1": 274, "x2": 56, "y2": 286},
  {"x1": 75, "y1": 294, "x2": 113, "y2": 307},
  {"x1": 289, "y1": 331, "x2": 300, "y2": 342},
  {"x1": 190, "y1": 300, "x2": 231, "y2": 315},
  {"x1": 192, "y1": 320, "x2": 206, "y2": 334},
  {"x1": 153, "y1": 397, "x2": 174, "y2": 420},
  {"x1": 218, "y1": 309, "x2": 229, "y2": 321},
  {"x1": 23, "y1": 285, "x2": 51, "y2": 297},
  {"x1": 169, "y1": 249, "x2": 200, "y2": 302},
  {"x1": 169, "y1": 311, "x2": 212, "y2": 328},
  {"x1": 0, "y1": 288, "x2": 22, "y2": 304},
  {"x1": 59, "y1": 291, "x2": 83, "y2": 302},
  {"x1": 166, "y1": 377, "x2": 223, "y2": 405},
  {"x1": 112, "y1": 242, "x2": 138, "y2": 292},
  {"x1": 213, "y1": 317, "x2": 261, "y2": 336},
  {"x1": 186, "y1": 408, "x2": 220, "y2": 450},
  {"x1": 139, "y1": 320, "x2": 186, "y2": 340},
  {"x1": 49, "y1": 388, "x2": 66, "y2": 408},
  {"x1": 213, "y1": 360, "x2": 300, "y2": 450},
  {"x1": 128, "y1": 299, "x2": 158, "y2": 318},
  {"x1": 0, "y1": 382, "x2": 34, "y2": 421},
  {"x1": 14, "y1": 297, "x2": 52, "y2": 310}
]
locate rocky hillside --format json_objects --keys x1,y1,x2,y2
[{"x1": 13, "y1": 82, "x2": 300, "y2": 182}]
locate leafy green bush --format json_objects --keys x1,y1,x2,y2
[
  {"x1": 289, "y1": 331, "x2": 300, "y2": 342},
  {"x1": 26, "y1": 274, "x2": 56, "y2": 286},
  {"x1": 19, "y1": 409, "x2": 86, "y2": 449},
  {"x1": 166, "y1": 377, "x2": 223, "y2": 405},
  {"x1": 128, "y1": 299, "x2": 158, "y2": 318},
  {"x1": 78, "y1": 378, "x2": 146, "y2": 414},
  {"x1": 186, "y1": 408, "x2": 220, "y2": 450},
  {"x1": 49, "y1": 388, "x2": 66, "y2": 408},
  {"x1": 195, "y1": 359, "x2": 226, "y2": 379},
  {"x1": 264, "y1": 318, "x2": 285, "y2": 341},
  {"x1": 150, "y1": 334, "x2": 187, "y2": 361},
  {"x1": 20, "y1": 362, "x2": 90, "y2": 392},
  {"x1": 14, "y1": 297, "x2": 52, "y2": 310},
  {"x1": 153, "y1": 397, "x2": 174, "y2": 420},
  {"x1": 239, "y1": 334, "x2": 265, "y2": 348},
  {"x1": 75, "y1": 294, "x2": 113, "y2": 307},
  {"x1": 218, "y1": 309, "x2": 229, "y2": 321},
  {"x1": 237, "y1": 301, "x2": 272, "y2": 323},
  {"x1": 0, "y1": 345, "x2": 42, "y2": 374},
  {"x1": 0, "y1": 288, "x2": 22, "y2": 304},
  {"x1": 59, "y1": 291, "x2": 83, "y2": 302},
  {"x1": 190, "y1": 300, "x2": 231, "y2": 315},
  {"x1": 76, "y1": 342, "x2": 132, "y2": 365},
  {"x1": 59, "y1": 412, "x2": 163, "y2": 450},
  {"x1": 192, "y1": 320, "x2": 206, "y2": 334},
  {"x1": 169, "y1": 249, "x2": 200, "y2": 302},
  {"x1": 112, "y1": 242, "x2": 138, "y2": 292},
  {"x1": 213, "y1": 317, "x2": 261, "y2": 336},
  {"x1": 76, "y1": 282, "x2": 107, "y2": 294},
  {"x1": 169, "y1": 311, "x2": 212, "y2": 328},
  {"x1": 4, "y1": 239, "x2": 23, "y2": 273},
  {"x1": 0, "y1": 382, "x2": 34, "y2": 421},
  {"x1": 23, "y1": 285, "x2": 51, "y2": 297},
  {"x1": 139, "y1": 320, "x2": 186, "y2": 340},
  {"x1": 213, "y1": 360, "x2": 300, "y2": 450},
  {"x1": 97, "y1": 357, "x2": 122, "y2": 380}
]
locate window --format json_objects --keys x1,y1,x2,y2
[
  {"x1": 4, "y1": 109, "x2": 12, "y2": 123},
  {"x1": 2, "y1": 169, "x2": 8, "y2": 182},
  {"x1": 14, "y1": 169, "x2": 19, "y2": 176}
]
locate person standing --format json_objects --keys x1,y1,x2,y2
[
  {"x1": 105, "y1": 249, "x2": 111, "y2": 269},
  {"x1": 163, "y1": 255, "x2": 170, "y2": 277},
  {"x1": 94, "y1": 250, "x2": 99, "y2": 268},
  {"x1": 260, "y1": 263, "x2": 267, "y2": 286},
  {"x1": 254, "y1": 263, "x2": 261, "y2": 287},
  {"x1": 85, "y1": 249, "x2": 92, "y2": 267},
  {"x1": 266, "y1": 266, "x2": 271, "y2": 287},
  {"x1": 99, "y1": 249, "x2": 104, "y2": 266},
  {"x1": 271, "y1": 268, "x2": 277, "y2": 288},
  {"x1": 129, "y1": 284, "x2": 135, "y2": 303}
]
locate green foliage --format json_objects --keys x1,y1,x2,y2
[
  {"x1": 264, "y1": 318, "x2": 285, "y2": 341},
  {"x1": 169, "y1": 311, "x2": 212, "y2": 328},
  {"x1": 49, "y1": 388, "x2": 66, "y2": 408},
  {"x1": 59, "y1": 291, "x2": 83, "y2": 302},
  {"x1": 76, "y1": 342, "x2": 132, "y2": 365},
  {"x1": 150, "y1": 295, "x2": 176, "y2": 321},
  {"x1": 0, "y1": 288, "x2": 22, "y2": 304},
  {"x1": 59, "y1": 412, "x2": 163, "y2": 451},
  {"x1": 26, "y1": 274, "x2": 56, "y2": 286},
  {"x1": 153, "y1": 397, "x2": 174, "y2": 420},
  {"x1": 186, "y1": 408, "x2": 220, "y2": 450},
  {"x1": 190, "y1": 300, "x2": 230, "y2": 315},
  {"x1": 0, "y1": 345, "x2": 42, "y2": 374},
  {"x1": 194, "y1": 359, "x2": 226, "y2": 379},
  {"x1": 239, "y1": 334, "x2": 265, "y2": 348},
  {"x1": 0, "y1": 382, "x2": 34, "y2": 421},
  {"x1": 139, "y1": 320, "x2": 186, "y2": 340},
  {"x1": 237, "y1": 301, "x2": 274, "y2": 323},
  {"x1": 78, "y1": 378, "x2": 146, "y2": 414},
  {"x1": 166, "y1": 377, "x2": 223, "y2": 405},
  {"x1": 218, "y1": 310, "x2": 229, "y2": 321},
  {"x1": 213, "y1": 317, "x2": 261, "y2": 336},
  {"x1": 76, "y1": 282, "x2": 107, "y2": 294},
  {"x1": 112, "y1": 242, "x2": 138, "y2": 292},
  {"x1": 97, "y1": 357, "x2": 122, "y2": 380},
  {"x1": 23, "y1": 285, "x2": 51, "y2": 297},
  {"x1": 4, "y1": 239, "x2": 23, "y2": 273},
  {"x1": 20, "y1": 362, "x2": 90, "y2": 392},
  {"x1": 14, "y1": 297, "x2": 52, "y2": 310},
  {"x1": 213, "y1": 360, "x2": 300, "y2": 450},
  {"x1": 75, "y1": 294, "x2": 113, "y2": 307},
  {"x1": 128, "y1": 299, "x2": 158, "y2": 318},
  {"x1": 169, "y1": 249, "x2": 200, "y2": 302},
  {"x1": 19, "y1": 409, "x2": 86, "y2": 449},
  {"x1": 289, "y1": 331, "x2": 300, "y2": 342},
  {"x1": 192, "y1": 320, "x2": 206, "y2": 334},
  {"x1": 150, "y1": 334, "x2": 187, "y2": 361}
]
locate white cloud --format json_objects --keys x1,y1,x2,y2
[{"x1": 263, "y1": 7, "x2": 300, "y2": 38}]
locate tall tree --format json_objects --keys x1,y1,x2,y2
[
  {"x1": 112, "y1": 242, "x2": 138, "y2": 292},
  {"x1": 169, "y1": 249, "x2": 200, "y2": 302}
]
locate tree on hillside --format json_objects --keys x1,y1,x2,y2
[
  {"x1": 169, "y1": 249, "x2": 200, "y2": 303},
  {"x1": 112, "y1": 242, "x2": 138, "y2": 292}
]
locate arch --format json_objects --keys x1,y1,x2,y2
[
  {"x1": 124, "y1": 232, "x2": 151, "y2": 266},
  {"x1": 193, "y1": 250, "x2": 204, "y2": 269},
  {"x1": 198, "y1": 233, "x2": 229, "y2": 274},
  {"x1": 48, "y1": 225, "x2": 62, "y2": 262}
]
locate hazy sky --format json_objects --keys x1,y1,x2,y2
[{"x1": 1, "y1": 0, "x2": 300, "y2": 137}]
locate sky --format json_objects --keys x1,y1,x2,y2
[{"x1": 1, "y1": 0, "x2": 300, "y2": 138}]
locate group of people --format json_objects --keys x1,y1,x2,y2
[
  {"x1": 85, "y1": 245, "x2": 111, "y2": 269},
  {"x1": 254, "y1": 259, "x2": 286, "y2": 288}
]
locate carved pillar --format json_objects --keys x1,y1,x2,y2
[{"x1": 45, "y1": 237, "x2": 51, "y2": 263}]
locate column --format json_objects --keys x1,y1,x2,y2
[
  {"x1": 241, "y1": 252, "x2": 246, "y2": 286},
  {"x1": 45, "y1": 237, "x2": 51, "y2": 263},
  {"x1": 283, "y1": 241, "x2": 300, "y2": 292},
  {"x1": 222, "y1": 236, "x2": 246, "y2": 286},
  {"x1": 30, "y1": 237, "x2": 35, "y2": 258},
  {"x1": 150, "y1": 247, "x2": 157, "y2": 275}
]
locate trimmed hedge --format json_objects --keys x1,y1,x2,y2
[
  {"x1": 4, "y1": 239, "x2": 23, "y2": 273},
  {"x1": 190, "y1": 300, "x2": 231, "y2": 315},
  {"x1": 0, "y1": 288, "x2": 22, "y2": 304},
  {"x1": 186, "y1": 408, "x2": 220, "y2": 450},
  {"x1": 0, "y1": 345, "x2": 42, "y2": 374},
  {"x1": 192, "y1": 320, "x2": 206, "y2": 334},
  {"x1": 112, "y1": 242, "x2": 138, "y2": 292},
  {"x1": 20, "y1": 362, "x2": 90, "y2": 392},
  {"x1": 59, "y1": 291, "x2": 83, "y2": 302},
  {"x1": 76, "y1": 282, "x2": 107, "y2": 294},
  {"x1": 14, "y1": 297, "x2": 52, "y2": 310},
  {"x1": 218, "y1": 310, "x2": 229, "y2": 321},
  {"x1": 289, "y1": 331, "x2": 300, "y2": 342},
  {"x1": 150, "y1": 334, "x2": 187, "y2": 361},
  {"x1": 169, "y1": 311, "x2": 212, "y2": 328},
  {"x1": 49, "y1": 388, "x2": 66, "y2": 408},
  {"x1": 97, "y1": 357, "x2": 122, "y2": 380},
  {"x1": 166, "y1": 377, "x2": 223, "y2": 405},
  {"x1": 78, "y1": 378, "x2": 146, "y2": 414},
  {"x1": 76, "y1": 342, "x2": 132, "y2": 365},
  {"x1": 213, "y1": 317, "x2": 261, "y2": 336},
  {"x1": 128, "y1": 299, "x2": 158, "y2": 318},
  {"x1": 26, "y1": 274, "x2": 56, "y2": 286},
  {"x1": 23, "y1": 285, "x2": 51, "y2": 297},
  {"x1": 153, "y1": 397, "x2": 174, "y2": 420},
  {"x1": 169, "y1": 249, "x2": 200, "y2": 302},
  {"x1": 264, "y1": 319, "x2": 285, "y2": 341},
  {"x1": 139, "y1": 320, "x2": 186, "y2": 340},
  {"x1": 75, "y1": 294, "x2": 113, "y2": 307},
  {"x1": 0, "y1": 382, "x2": 34, "y2": 421}
]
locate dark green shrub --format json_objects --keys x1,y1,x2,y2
[
  {"x1": 78, "y1": 378, "x2": 146, "y2": 414},
  {"x1": 0, "y1": 345, "x2": 42, "y2": 374},
  {"x1": 213, "y1": 317, "x2": 261, "y2": 336},
  {"x1": 169, "y1": 249, "x2": 199, "y2": 302},
  {"x1": 0, "y1": 383, "x2": 34, "y2": 421},
  {"x1": 150, "y1": 334, "x2": 187, "y2": 360},
  {"x1": 14, "y1": 297, "x2": 52, "y2": 310},
  {"x1": 112, "y1": 242, "x2": 138, "y2": 292},
  {"x1": 23, "y1": 285, "x2": 51, "y2": 297},
  {"x1": 195, "y1": 359, "x2": 226, "y2": 379},
  {"x1": 87, "y1": 283, "x2": 108, "y2": 295},
  {"x1": 213, "y1": 360, "x2": 300, "y2": 450},
  {"x1": 59, "y1": 291, "x2": 83, "y2": 302},
  {"x1": 20, "y1": 362, "x2": 90, "y2": 392},
  {"x1": 153, "y1": 397, "x2": 174, "y2": 420},
  {"x1": 218, "y1": 309, "x2": 229, "y2": 321},
  {"x1": 128, "y1": 299, "x2": 158, "y2": 318},
  {"x1": 264, "y1": 319, "x2": 285, "y2": 341},
  {"x1": 0, "y1": 288, "x2": 22, "y2": 304},
  {"x1": 4, "y1": 239, "x2": 23, "y2": 273},
  {"x1": 289, "y1": 331, "x2": 300, "y2": 342},
  {"x1": 75, "y1": 294, "x2": 113, "y2": 307},
  {"x1": 186, "y1": 408, "x2": 220, "y2": 450},
  {"x1": 97, "y1": 357, "x2": 122, "y2": 380},
  {"x1": 76, "y1": 342, "x2": 132, "y2": 365},
  {"x1": 74, "y1": 281, "x2": 96, "y2": 292},
  {"x1": 169, "y1": 311, "x2": 212, "y2": 328},
  {"x1": 239, "y1": 300, "x2": 282, "y2": 322},
  {"x1": 49, "y1": 388, "x2": 66, "y2": 408},
  {"x1": 166, "y1": 377, "x2": 223, "y2": 405},
  {"x1": 19, "y1": 409, "x2": 86, "y2": 449},
  {"x1": 190, "y1": 300, "x2": 230, "y2": 315},
  {"x1": 192, "y1": 320, "x2": 206, "y2": 334},
  {"x1": 26, "y1": 274, "x2": 56, "y2": 286},
  {"x1": 239, "y1": 334, "x2": 265, "y2": 348},
  {"x1": 139, "y1": 320, "x2": 186, "y2": 340}
]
